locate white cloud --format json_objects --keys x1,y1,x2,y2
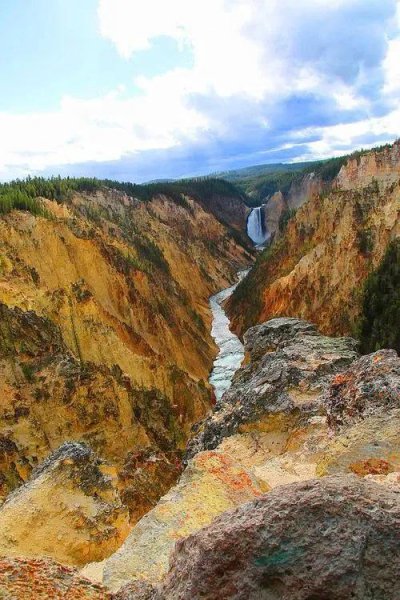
[
  {"x1": 0, "y1": 0, "x2": 398, "y2": 179},
  {"x1": 384, "y1": 38, "x2": 400, "y2": 95},
  {"x1": 0, "y1": 85, "x2": 210, "y2": 179},
  {"x1": 98, "y1": 0, "x2": 269, "y2": 99},
  {"x1": 293, "y1": 107, "x2": 400, "y2": 162}
]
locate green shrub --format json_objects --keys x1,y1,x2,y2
[
  {"x1": 357, "y1": 228, "x2": 374, "y2": 256},
  {"x1": 0, "y1": 190, "x2": 48, "y2": 217},
  {"x1": 358, "y1": 238, "x2": 400, "y2": 353},
  {"x1": 135, "y1": 237, "x2": 170, "y2": 275}
]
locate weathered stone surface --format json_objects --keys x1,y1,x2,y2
[
  {"x1": 161, "y1": 476, "x2": 400, "y2": 600},
  {"x1": 243, "y1": 316, "x2": 318, "y2": 362},
  {"x1": 101, "y1": 450, "x2": 266, "y2": 592},
  {"x1": 336, "y1": 140, "x2": 400, "y2": 190},
  {"x1": 186, "y1": 318, "x2": 358, "y2": 459},
  {"x1": 0, "y1": 442, "x2": 129, "y2": 566},
  {"x1": 113, "y1": 581, "x2": 158, "y2": 600},
  {"x1": 0, "y1": 557, "x2": 111, "y2": 599},
  {"x1": 317, "y1": 410, "x2": 400, "y2": 477},
  {"x1": 324, "y1": 349, "x2": 400, "y2": 429}
]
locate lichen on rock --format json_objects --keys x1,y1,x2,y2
[
  {"x1": 186, "y1": 317, "x2": 358, "y2": 460},
  {"x1": 101, "y1": 450, "x2": 266, "y2": 592}
]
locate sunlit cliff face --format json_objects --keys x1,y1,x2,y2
[{"x1": 0, "y1": 186, "x2": 252, "y2": 527}]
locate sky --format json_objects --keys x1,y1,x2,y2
[{"x1": 0, "y1": 0, "x2": 399, "y2": 182}]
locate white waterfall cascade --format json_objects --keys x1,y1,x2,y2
[{"x1": 247, "y1": 205, "x2": 269, "y2": 245}]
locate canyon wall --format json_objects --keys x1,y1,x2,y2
[
  {"x1": 0, "y1": 185, "x2": 252, "y2": 529},
  {"x1": 262, "y1": 172, "x2": 326, "y2": 238},
  {"x1": 228, "y1": 141, "x2": 400, "y2": 337}
]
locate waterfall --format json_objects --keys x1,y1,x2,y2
[{"x1": 247, "y1": 206, "x2": 269, "y2": 245}]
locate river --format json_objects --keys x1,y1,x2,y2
[{"x1": 208, "y1": 269, "x2": 249, "y2": 401}]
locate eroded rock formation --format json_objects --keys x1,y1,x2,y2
[
  {"x1": 186, "y1": 317, "x2": 358, "y2": 460},
  {"x1": 0, "y1": 186, "x2": 252, "y2": 523}
]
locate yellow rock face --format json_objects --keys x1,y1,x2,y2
[
  {"x1": 316, "y1": 411, "x2": 400, "y2": 477},
  {"x1": 216, "y1": 414, "x2": 329, "y2": 491},
  {"x1": 0, "y1": 188, "x2": 252, "y2": 523},
  {"x1": 0, "y1": 443, "x2": 129, "y2": 566},
  {"x1": 100, "y1": 450, "x2": 266, "y2": 591}
]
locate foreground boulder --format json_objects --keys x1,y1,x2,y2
[
  {"x1": 160, "y1": 476, "x2": 400, "y2": 600},
  {"x1": 0, "y1": 442, "x2": 129, "y2": 566}
]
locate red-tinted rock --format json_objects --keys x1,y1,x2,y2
[{"x1": 0, "y1": 557, "x2": 111, "y2": 599}]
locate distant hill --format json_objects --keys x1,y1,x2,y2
[
  {"x1": 215, "y1": 148, "x2": 391, "y2": 206},
  {"x1": 213, "y1": 161, "x2": 316, "y2": 182}
]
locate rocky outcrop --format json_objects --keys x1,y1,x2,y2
[
  {"x1": 228, "y1": 141, "x2": 400, "y2": 338},
  {"x1": 186, "y1": 318, "x2": 358, "y2": 459},
  {"x1": 85, "y1": 319, "x2": 400, "y2": 595},
  {"x1": 101, "y1": 450, "x2": 265, "y2": 591},
  {"x1": 160, "y1": 476, "x2": 400, "y2": 600},
  {"x1": 336, "y1": 141, "x2": 400, "y2": 190},
  {"x1": 263, "y1": 191, "x2": 285, "y2": 238},
  {"x1": 262, "y1": 173, "x2": 326, "y2": 239},
  {"x1": 0, "y1": 557, "x2": 111, "y2": 599},
  {"x1": 0, "y1": 442, "x2": 129, "y2": 566},
  {"x1": 316, "y1": 350, "x2": 400, "y2": 478}
]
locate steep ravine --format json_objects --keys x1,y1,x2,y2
[{"x1": 2, "y1": 164, "x2": 400, "y2": 598}]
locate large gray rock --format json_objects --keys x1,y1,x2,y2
[
  {"x1": 243, "y1": 317, "x2": 319, "y2": 362},
  {"x1": 186, "y1": 318, "x2": 358, "y2": 459},
  {"x1": 160, "y1": 476, "x2": 400, "y2": 600}
]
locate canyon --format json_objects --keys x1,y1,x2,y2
[
  {"x1": 0, "y1": 142, "x2": 400, "y2": 598},
  {"x1": 0, "y1": 180, "x2": 253, "y2": 562}
]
